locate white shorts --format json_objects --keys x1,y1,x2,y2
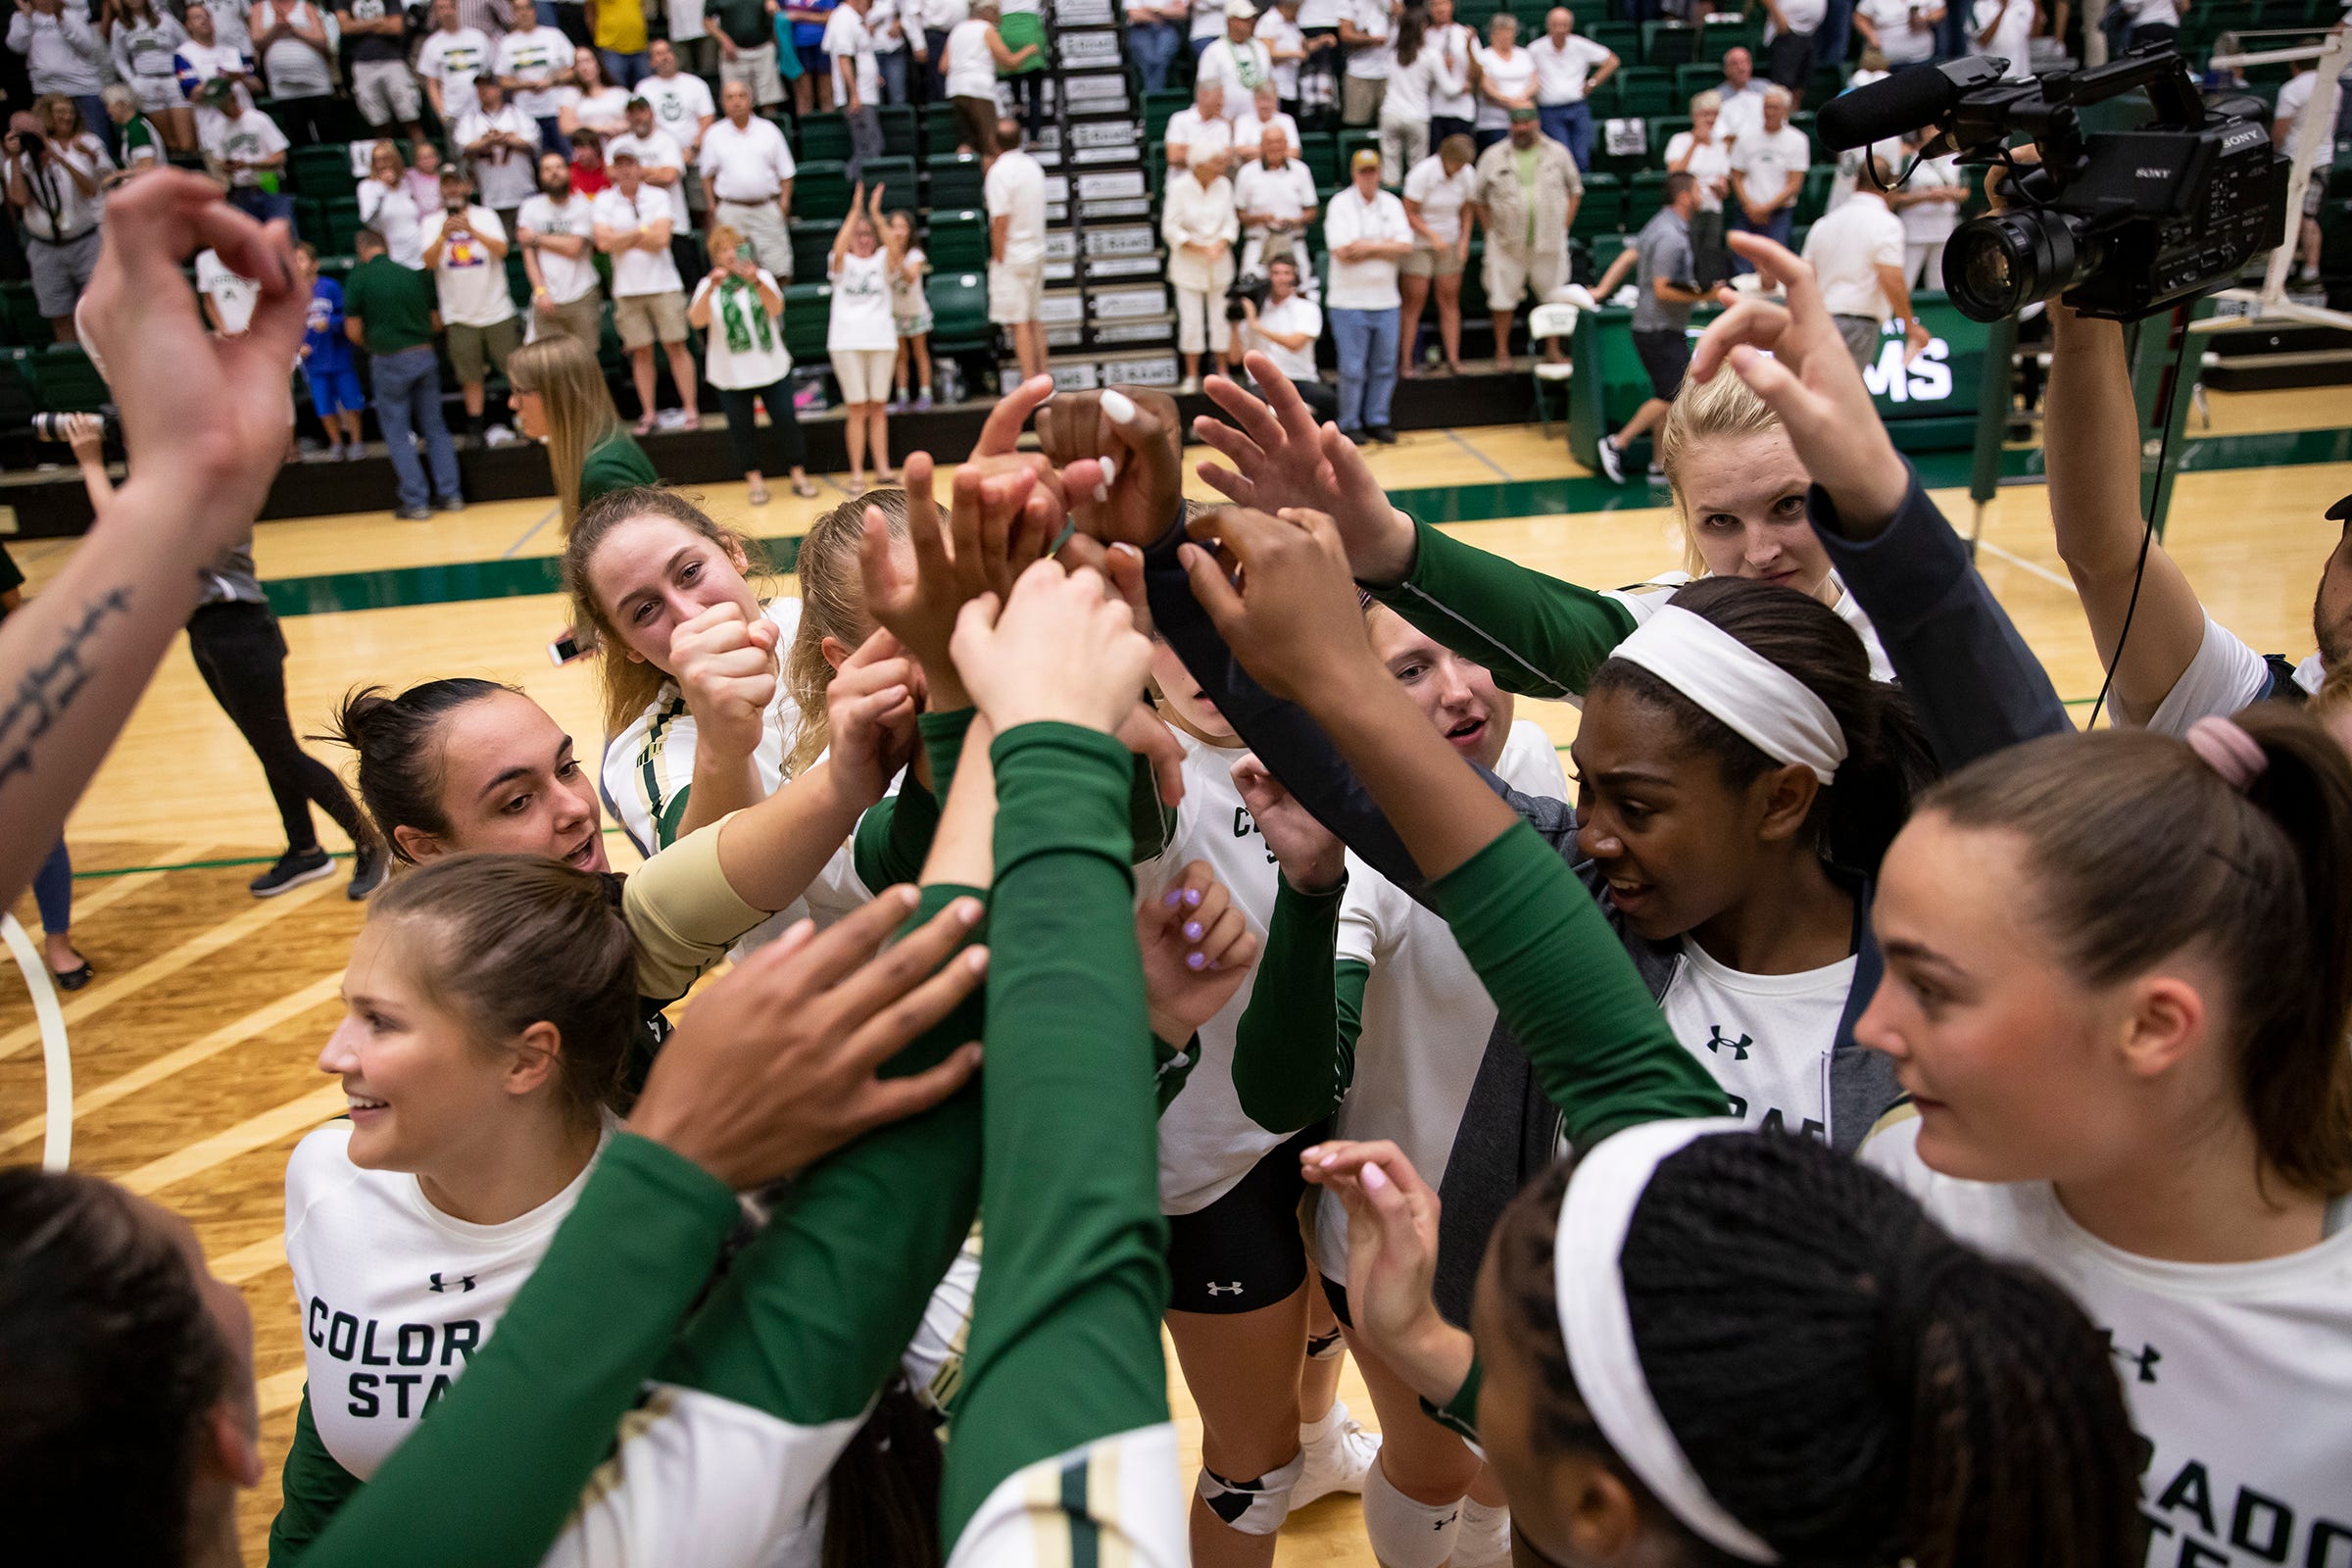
[
  {"x1": 128, "y1": 71, "x2": 186, "y2": 113},
  {"x1": 987, "y1": 257, "x2": 1045, "y2": 324},
  {"x1": 1483, "y1": 243, "x2": 1567, "y2": 313},
  {"x1": 830, "y1": 345, "x2": 897, "y2": 403},
  {"x1": 1175, "y1": 282, "x2": 1233, "y2": 355},
  {"x1": 721, "y1": 40, "x2": 787, "y2": 108},
  {"x1": 352, "y1": 60, "x2": 421, "y2": 125}
]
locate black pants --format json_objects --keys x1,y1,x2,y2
[
  {"x1": 716, "y1": 379, "x2": 808, "y2": 477},
  {"x1": 1252, "y1": 371, "x2": 1337, "y2": 421},
  {"x1": 186, "y1": 600, "x2": 370, "y2": 856}
]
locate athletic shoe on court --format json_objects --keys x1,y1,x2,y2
[
  {"x1": 394, "y1": 505, "x2": 432, "y2": 520},
  {"x1": 1369, "y1": 424, "x2": 1398, "y2": 444},
  {"x1": 1595, "y1": 435, "x2": 1626, "y2": 484},
  {"x1": 1293, "y1": 1399, "x2": 1380, "y2": 1509},
  {"x1": 251, "y1": 847, "x2": 333, "y2": 898},
  {"x1": 1646, "y1": 461, "x2": 1666, "y2": 483},
  {"x1": 435, "y1": 496, "x2": 466, "y2": 514},
  {"x1": 347, "y1": 842, "x2": 390, "y2": 901},
  {"x1": 483, "y1": 423, "x2": 519, "y2": 447}
]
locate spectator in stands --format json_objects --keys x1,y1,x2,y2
[
  {"x1": 195, "y1": 240, "x2": 258, "y2": 332},
  {"x1": 499, "y1": 10, "x2": 582, "y2": 154},
  {"x1": 1296, "y1": 0, "x2": 1341, "y2": 128},
  {"x1": 591, "y1": 0, "x2": 653, "y2": 84},
  {"x1": 1256, "y1": 0, "x2": 1303, "y2": 112},
  {"x1": 1590, "y1": 169, "x2": 1703, "y2": 484},
  {"x1": 686, "y1": 220, "x2": 818, "y2": 496},
  {"x1": 197, "y1": 77, "x2": 294, "y2": 229},
  {"x1": 423, "y1": 166, "x2": 522, "y2": 445},
  {"x1": 417, "y1": 0, "x2": 495, "y2": 124},
  {"x1": 1727, "y1": 83, "x2": 1805, "y2": 269},
  {"x1": 1852, "y1": 0, "x2": 1940, "y2": 66},
  {"x1": 1378, "y1": 7, "x2": 1440, "y2": 181},
  {"x1": 907, "y1": 0, "x2": 961, "y2": 99},
  {"x1": 565, "y1": 44, "x2": 635, "y2": 135},
  {"x1": 639, "y1": 37, "x2": 714, "y2": 219},
  {"x1": 194, "y1": 0, "x2": 257, "y2": 55},
  {"x1": 101, "y1": 83, "x2": 170, "y2": 173},
  {"x1": 1422, "y1": 0, "x2": 1473, "y2": 145},
  {"x1": 1825, "y1": 46, "x2": 1896, "y2": 207},
  {"x1": 517, "y1": 147, "x2": 604, "y2": 340},
  {"x1": 607, "y1": 93, "x2": 688, "y2": 276},
  {"x1": 332, "y1": 0, "x2": 422, "y2": 139},
  {"x1": 707, "y1": 0, "x2": 786, "y2": 109},
  {"x1": 1714, "y1": 42, "x2": 1767, "y2": 141},
  {"x1": 1199, "y1": 1, "x2": 1275, "y2": 113},
  {"x1": 699, "y1": 75, "x2": 796, "y2": 274},
  {"x1": 940, "y1": 1, "x2": 998, "y2": 150},
  {"x1": 1323, "y1": 143, "x2": 1409, "y2": 440},
  {"x1": 867, "y1": 0, "x2": 907, "y2": 101},
  {"x1": 1664, "y1": 90, "x2": 1731, "y2": 287},
  {"x1": 1470, "y1": 10, "x2": 1534, "y2": 152},
  {"x1": 345, "y1": 225, "x2": 466, "y2": 517},
  {"x1": 827, "y1": 186, "x2": 902, "y2": 489},
  {"x1": 1130, "y1": 0, "x2": 1186, "y2": 93},
  {"x1": 663, "y1": 0, "x2": 710, "y2": 73},
  {"x1": 5, "y1": 96, "x2": 109, "y2": 341},
  {"x1": 1472, "y1": 105, "x2": 1577, "y2": 371},
  {"x1": 294, "y1": 243, "x2": 367, "y2": 461},
  {"x1": 456, "y1": 74, "x2": 543, "y2": 221},
  {"x1": 1972, "y1": 0, "x2": 2035, "y2": 76},
  {"x1": 1337, "y1": 0, "x2": 1395, "y2": 127},
  {"x1": 1163, "y1": 144, "x2": 1239, "y2": 392},
  {"x1": 1398, "y1": 132, "x2": 1472, "y2": 377},
  {"x1": 1759, "y1": 0, "x2": 1823, "y2": 97},
  {"x1": 1232, "y1": 81, "x2": 1299, "y2": 161},
  {"x1": 108, "y1": 0, "x2": 192, "y2": 153},
  {"x1": 597, "y1": 143, "x2": 700, "y2": 429},
  {"x1": 1233, "y1": 118, "x2": 1314, "y2": 274},
  {"x1": 8, "y1": 0, "x2": 107, "y2": 151},
  {"x1": 567, "y1": 123, "x2": 612, "y2": 191},
  {"x1": 358, "y1": 137, "x2": 425, "y2": 267},
  {"x1": 886, "y1": 207, "x2": 932, "y2": 408},
  {"x1": 1804, "y1": 153, "x2": 1927, "y2": 369},
  {"x1": 996, "y1": 0, "x2": 1048, "y2": 140},
  {"x1": 173, "y1": 0, "x2": 260, "y2": 151},
  {"x1": 505, "y1": 330, "x2": 657, "y2": 529},
  {"x1": 825, "y1": 0, "x2": 883, "y2": 181},
  {"x1": 1887, "y1": 127, "x2": 1964, "y2": 287},
  {"x1": 985, "y1": 112, "x2": 1047, "y2": 379},
  {"x1": 1186, "y1": 0, "x2": 1221, "y2": 60},
  {"x1": 1238, "y1": 253, "x2": 1333, "y2": 413},
  {"x1": 248, "y1": 0, "x2": 336, "y2": 144},
  {"x1": 1164, "y1": 79, "x2": 1230, "y2": 170},
  {"x1": 785, "y1": 0, "x2": 839, "y2": 111},
  {"x1": 1530, "y1": 8, "x2": 1614, "y2": 170},
  {"x1": 403, "y1": 137, "x2": 445, "y2": 209}
]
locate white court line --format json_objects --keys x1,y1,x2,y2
[{"x1": 1973, "y1": 539, "x2": 2077, "y2": 593}]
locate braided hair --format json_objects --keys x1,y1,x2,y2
[{"x1": 1488, "y1": 1132, "x2": 2143, "y2": 1567}]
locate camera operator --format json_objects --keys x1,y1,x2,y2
[
  {"x1": 4, "y1": 96, "x2": 112, "y2": 343},
  {"x1": 1236, "y1": 252, "x2": 1335, "y2": 416},
  {"x1": 1162, "y1": 142, "x2": 1239, "y2": 392}
]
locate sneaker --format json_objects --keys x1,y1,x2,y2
[
  {"x1": 1175, "y1": 374, "x2": 1201, "y2": 395},
  {"x1": 887, "y1": 393, "x2": 909, "y2": 412},
  {"x1": 913, "y1": 391, "x2": 933, "y2": 411},
  {"x1": 347, "y1": 841, "x2": 390, "y2": 902},
  {"x1": 482, "y1": 423, "x2": 518, "y2": 447},
  {"x1": 1595, "y1": 434, "x2": 1626, "y2": 484},
  {"x1": 250, "y1": 847, "x2": 333, "y2": 898},
  {"x1": 1369, "y1": 424, "x2": 1398, "y2": 444},
  {"x1": 394, "y1": 504, "x2": 433, "y2": 520},
  {"x1": 1293, "y1": 1400, "x2": 1380, "y2": 1510},
  {"x1": 1453, "y1": 1496, "x2": 1513, "y2": 1568},
  {"x1": 1645, "y1": 460, "x2": 1666, "y2": 483},
  {"x1": 1338, "y1": 425, "x2": 1370, "y2": 445},
  {"x1": 435, "y1": 495, "x2": 466, "y2": 513}
]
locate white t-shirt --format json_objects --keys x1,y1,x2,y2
[
  {"x1": 1233, "y1": 157, "x2": 1316, "y2": 232},
  {"x1": 452, "y1": 102, "x2": 543, "y2": 209},
  {"x1": 984, "y1": 147, "x2": 1047, "y2": 266},
  {"x1": 1380, "y1": 46, "x2": 1439, "y2": 122},
  {"x1": 285, "y1": 1117, "x2": 613, "y2": 1479},
  {"x1": 693, "y1": 269, "x2": 791, "y2": 387},
  {"x1": 1864, "y1": 1115, "x2": 2352, "y2": 1562},
  {"x1": 416, "y1": 26, "x2": 494, "y2": 106},
  {"x1": 1401, "y1": 153, "x2": 1476, "y2": 245},
  {"x1": 639, "y1": 69, "x2": 716, "y2": 151},
  {"x1": 1423, "y1": 21, "x2": 1474, "y2": 119},
  {"x1": 699, "y1": 115, "x2": 797, "y2": 202},
  {"x1": 1315, "y1": 720, "x2": 1564, "y2": 1277},
  {"x1": 1898, "y1": 152, "x2": 1965, "y2": 244},
  {"x1": 1248, "y1": 290, "x2": 1322, "y2": 379},
  {"x1": 203, "y1": 106, "x2": 288, "y2": 188},
  {"x1": 517, "y1": 189, "x2": 600, "y2": 303},
  {"x1": 1730, "y1": 122, "x2": 1810, "y2": 210},
  {"x1": 943, "y1": 17, "x2": 995, "y2": 96},
  {"x1": 196, "y1": 247, "x2": 259, "y2": 335},
  {"x1": 252, "y1": 0, "x2": 335, "y2": 98},
  {"x1": 607, "y1": 127, "x2": 690, "y2": 225},
  {"x1": 868, "y1": 0, "x2": 906, "y2": 53},
  {"x1": 1164, "y1": 105, "x2": 1234, "y2": 165},
  {"x1": 1529, "y1": 32, "x2": 1610, "y2": 105},
  {"x1": 1856, "y1": 0, "x2": 1936, "y2": 63},
  {"x1": 1198, "y1": 35, "x2": 1275, "y2": 112},
  {"x1": 1971, "y1": 0, "x2": 2034, "y2": 76},
  {"x1": 200, "y1": 0, "x2": 254, "y2": 53},
  {"x1": 8, "y1": 137, "x2": 110, "y2": 240},
  {"x1": 571, "y1": 84, "x2": 634, "y2": 135},
  {"x1": 1802, "y1": 190, "x2": 1904, "y2": 320},
  {"x1": 1255, "y1": 8, "x2": 1304, "y2": 99},
  {"x1": 823, "y1": 5, "x2": 880, "y2": 107},
  {"x1": 1298, "y1": 0, "x2": 1342, "y2": 26},
  {"x1": 1188, "y1": 0, "x2": 1225, "y2": 42},
  {"x1": 1344, "y1": 0, "x2": 1393, "y2": 79},
  {"x1": 1770, "y1": 0, "x2": 1829, "y2": 33},
  {"x1": 421, "y1": 206, "x2": 518, "y2": 325},
  {"x1": 1660, "y1": 937, "x2": 1855, "y2": 1141},
  {"x1": 2108, "y1": 612, "x2": 2323, "y2": 736},
  {"x1": 358, "y1": 179, "x2": 424, "y2": 269},
  {"x1": 828, "y1": 247, "x2": 898, "y2": 350},
  {"x1": 496, "y1": 24, "x2": 576, "y2": 119},
  {"x1": 2122, "y1": 0, "x2": 2178, "y2": 25},
  {"x1": 594, "y1": 185, "x2": 681, "y2": 297},
  {"x1": 176, "y1": 38, "x2": 256, "y2": 136},
  {"x1": 1230, "y1": 108, "x2": 1301, "y2": 158},
  {"x1": 1473, "y1": 42, "x2": 1535, "y2": 128},
  {"x1": 1322, "y1": 184, "x2": 1409, "y2": 309},
  {"x1": 1664, "y1": 129, "x2": 1732, "y2": 213}
]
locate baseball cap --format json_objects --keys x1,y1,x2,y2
[
  {"x1": 2329, "y1": 494, "x2": 2352, "y2": 528},
  {"x1": 1226, "y1": 0, "x2": 1257, "y2": 16},
  {"x1": 1350, "y1": 147, "x2": 1381, "y2": 171},
  {"x1": 1509, "y1": 104, "x2": 1539, "y2": 122}
]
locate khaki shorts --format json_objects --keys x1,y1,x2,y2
[
  {"x1": 1400, "y1": 242, "x2": 1463, "y2": 278},
  {"x1": 447, "y1": 315, "x2": 522, "y2": 383},
  {"x1": 830, "y1": 346, "x2": 897, "y2": 403},
  {"x1": 1342, "y1": 74, "x2": 1385, "y2": 126},
  {"x1": 1483, "y1": 243, "x2": 1566, "y2": 313},
  {"x1": 988, "y1": 257, "x2": 1046, "y2": 325},
  {"x1": 614, "y1": 290, "x2": 690, "y2": 348},
  {"x1": 533, "y1": 290, "x2": 605, "y2": 346},
  {"x1": 720, "y1": 40, "x2": 787, "y2": 108}
]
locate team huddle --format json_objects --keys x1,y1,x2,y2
[{"x1": 7, "y1": 173, "x2": 2352, "y2": 1568}]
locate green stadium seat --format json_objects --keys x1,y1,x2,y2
[
  {"x1": 1590, "y1": 21, "x2": 1641, "y2": 61},
  {"x1": 925, "y1": 270, "x2": 992, "y2": 351},
  {"x1": 1617, "y1": 67, "x2": 1680, "y2": 118},
  {"x1": 878, "y1": 105, "x2": 920, "y2": 158},
  {"x1": 862, "y1": 156, "x2": 918, "y2": 210},
  {"x1": 925, "y1": 151, "x2": 985, "y2": 207},
  {"x1": 505, "y1": 251, "x2": 531, "y2": 310},
  {"x1": 322, "y1": 195, "x2": 365, "y2": 256},
  {"x1": 1625, "y1": 169, "x2": 1669, "y2": 229},
  {"x1": 790, "y1": 219, "x2": 838, "y2": 280},
  {"x1": 1674, "y1": 63, "x2": 1721, "y2": 103},
  {"x1": 292, "y1": 195, "x2": 325, "y2": 246},
  {"x1": 31, "y1": 344, "x2": 110, "y2": 411},
  {"x1": 292, "y1": 142, "x2": 357, "y2": 196},
  {"x1": 796, "y1": 159, "x2": 854, "y2": 220},
  {"x1": 922, "y1": 102, "x2": 962, "y2": 155},
  {"x1": 1143, "y1": 89, "x2": 1190, "y2": 142},
  {"x1": 924, "y1": 208, "x2": 988, "y2": 270},
  {"x1": 797, "y1": 113, "x2": 854, "y2": 162},
  {"x1": 1643, "y1": 21, "x2": 1700, "y2": 67},
  {"x1": 1573, "y1": 172, "x2": 1624, "y2": 237},
  {"x1": 1584, "y1": 78, "x2": 1622, "y2": 119},
  {"x1": 1698, "y1": 12, "x2": 1764, "y2": 58},
  {"x1": 1795, "y1": 164, "x2": 1835, "y2": 225},
  {"x1": 0, "y1": 281, "x2": 45, "y2": 344},
  {"x1": 782, "y1": 281, "x2": 833, "y2": 365},
  {"x1": 1648, "y1": 115, "x2": 1692, "y2": 165},
  {"x1": 1299, "y1": 129, "x2": 1339, "y2": 186}
]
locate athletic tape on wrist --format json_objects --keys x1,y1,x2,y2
[
  {"x1": 1606, "y1": 606, "x2": 1845, "y2": 783},
  {"x1": 1554, "y1": 1118, "x2": 1779, "y2": 1565}
]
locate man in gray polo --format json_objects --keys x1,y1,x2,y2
[{"x1": 1594, "y1": 170, "x2": 1707, "y2": 484}]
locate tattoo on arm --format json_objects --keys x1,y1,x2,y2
[{"x1": 0, "y1": 586, "x2": 133, "y2": 789}]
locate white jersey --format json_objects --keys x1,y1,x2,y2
[
  {"x1": 2107, "y1": 611, "x2": 2323, "y2": 736},
  {"x1": 946, "y1": 1426, "x2": 1186, "y2": 1568},
  {"x1": 1137, "y1": 727, "x2": 1286, "y2": 1215},
  {"x1": 1864, "y1": 1117, "x2": 2352, "y2": 1564},
  {"x1": 1316, "y1": 719, "x2": 1564, "y2": 1277},
  {"x1": 285, "y1": 1117, "x2": 614, "y2": 1480},
  {"x1": 1659, "y1": 937, "x2": 1854, "y2": 1141}
]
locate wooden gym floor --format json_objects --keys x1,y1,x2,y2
[{"x1": 6, "y1": 388, "x2": 2350, "y2": 1565}]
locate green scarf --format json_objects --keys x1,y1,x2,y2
[{"x1": 718, "y1": 273, "x2": 775, "y2": 356}]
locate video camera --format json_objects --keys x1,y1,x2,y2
[
  {"x1": 1816, "y1": 45, "x2": 2287, "y2": 322},
  {"x1": 1226, "y1": 270, "x2": 1273, "y2": 323}
]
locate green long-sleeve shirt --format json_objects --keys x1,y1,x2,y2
[{"x1": 1372, "y1": 515, "x2": 1640, "y2": 701}]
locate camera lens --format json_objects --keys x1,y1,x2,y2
[{"x1": 1944, "y1": 209, "x2": 2086, "y2": 322}]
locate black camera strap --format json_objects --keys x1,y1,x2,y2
[{"x1": 2086, "y1": 308, "x2": 2195, "y2": 729}]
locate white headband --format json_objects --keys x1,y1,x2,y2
[
  {"x1": 1556, "y1": 1118, "x2": 1780, "y2": 1565},
  {"x1": 1608, "y1": 606, "x2": 1846, "y2": 783}
]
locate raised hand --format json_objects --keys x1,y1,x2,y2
[
  {"x1": 669, "y1": 601, "x2": 780, "y2": 761},
  {"x1": 958, "y1": 372, "x2": 1108, "y2": 525},
  {"x1": 1139, "y1": 858, "x2": 1260, "y2": 1045},
  {"x1": 860, "y1": 449, "x2": 1043, "y2": 708},
  {"x1": 1690, "y1": 231, "x2": 1910, "y2": 528},
  {"x1": 824, "y1": 625, "x2": 920, "y2": 807},
  {"x1": 1034, "y1": 385, "x2": 1186, "y2": 551},
  {"x1": 1193, "y1": 354, "x2": 1413, "y2": 582},
  {"x1": 1231, "y1": 752, "x2": 1344, "y2": 895},
  {"x1": 1299, "y1": 1139, "x2": 1471, "y2": 1402},
  {"x1": 949, "y1": 558, "x2": 1152, "y2": 737},
  {"x1": 628, "y1": 888, "x2": 988, "y2": 1190},
  {"x1": 1177, "y1": 505, "x2": 1381, "y2": 707}
]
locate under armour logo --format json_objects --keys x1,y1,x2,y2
[
  {"x1": 428, "y1": 1272, "x2": 477, "y2": 1294},
  {"x1": 1705, "y1": 1026, "x2": 1752, "y2": 1061},
  {"x1": 2107, "y1": 1337, "x2": 2161, "y2": 1385},
  {"x1": 1205, "y1": 1282, "x2": 1245, "y2": 1297}
]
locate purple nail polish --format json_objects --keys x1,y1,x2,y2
[
  {"x1": 1184, "y1": 921, "x2": 1202, "y2": 941},
  {"x1": 1185, "y1": 889, "x2": 1202, "y2": 908},
  {"x1": 1187, "y1": 952, "x2": 1207, "y2": 970},
  {"x1": 1163, "y1": 890, "x2": 1183, "y2": 908}
]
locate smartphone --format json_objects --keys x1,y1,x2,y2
[{"x1": 548, "y1": 631, "x2": 591, "y2": 664}]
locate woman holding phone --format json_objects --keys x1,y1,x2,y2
[{"x1": 687, "y1": 220, "x2": 820, "y2": 504}]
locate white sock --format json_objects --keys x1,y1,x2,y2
[
  {"x1": 1300, "y1": 1400, "x2": 1347, "y2": 1444},
  {"x1": 1453, "y1": 1494, "x2": 1513, "y2": 1567}
]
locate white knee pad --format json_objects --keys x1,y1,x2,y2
[
  {"x1": 1360, "y1": 1460, "x2": 1462, "y2": 1568},
  {"x1": 1195, "y1": 1447, "x2": 1305, "y2": 1537}
]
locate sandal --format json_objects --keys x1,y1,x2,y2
[
  {"x1": 631, "y1": 416, "x2": 656, "y2": 436},
  {"x1": 50, "y1": 952, "x2": 93, "y2": 992},
  {"x1": 748, "y1": 483, "x2": 771, "y2": 505},
  {"x1": 680, "y1": 412, "x2": 702, "y2": 431},
  {"x1": 791, "y1": 477, "x2": 820, "y2": 498}
]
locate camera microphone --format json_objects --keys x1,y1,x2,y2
[{"x1": 1816, "y1": 56, "x2": 2007, "y2": 151}]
